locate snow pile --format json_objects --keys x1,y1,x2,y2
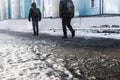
[
  {"x1": 39, "y1": 29, "x2": 120, "y2": 40},
  {"x1": 0, "y1": 33, "x2": 72, "y2": 80}
]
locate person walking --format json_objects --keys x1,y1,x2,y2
[
  {"x1": 59, "y1": 0, "x2": 75, "y2": 38},
  {"x1": 28, "y1": 2, "x2": 41, "y2": 36}
]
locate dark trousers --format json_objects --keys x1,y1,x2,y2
[
  {"x1": 62, "y1": 17, "x2": 74, "y2": 37},
  {"x1": 32, "y1": 20, "x2": 39, "y2": 35}
]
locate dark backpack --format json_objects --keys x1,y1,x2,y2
[
  {"x1": 66, "y1": 0, "x2": 74, "y2": 17},
  {"x1": 33, "y1": 8, "x2": 39, "y2": 18}
]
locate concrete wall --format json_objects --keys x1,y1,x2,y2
[
  {"x1": 6, "y1": 0, "x2": 11, "y2": 19},
  {"x1": 73, "y1": 0, "x2": 85, "y2": 16},
  {"x1": 84, "y1": 0, "x2": 100, "y2": 15},
  {"x1": 11, "y1": 0, "x2": 20, "y2": 19},
  {"x1": 0, "y1": 0, "x2": 6, "y2": 20},
  {"x1": 1, "y1": 0, "x2": 120, "y2": 20},
  {"x1": 52, "y1": 0, "x2": 60, "y2": 17},
  {"x1": 104, "y1": 0, "x2": 120, "y2": 14}
]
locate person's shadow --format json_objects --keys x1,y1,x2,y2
[{"x1": 0, "y1": 30, "x2": 120, "y2": 49}]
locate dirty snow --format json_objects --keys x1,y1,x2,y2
[
  {"x1": 0, "y1": 33, "x2": 72, "y2": 80},
  {"x1": 0, "y1": 18, "x2": 120, "y2": 80}
]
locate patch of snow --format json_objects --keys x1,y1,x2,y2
[{"x1": 0, "y1": 33, "x2": 73, "y2": 80}]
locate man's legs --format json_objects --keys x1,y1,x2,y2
[
  {"x1": 62, "y1": 18, "x2": 67, "y2": 38},
  {"x1": 32, "y1": 21, "x2": 36, "y2": 35},
  {"x1": 35, "y1": 21, "x2": 39, "y2": 35},
  {"x1": 32, "y1": 20, "x2": 39, "y2": 36},
  {"x1": 66, "y1": 18, "x2": 75, "y2": 38}
]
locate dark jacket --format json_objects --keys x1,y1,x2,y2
[
  {"x1": 59, "y1": 0, "x2": 66, "y2": 18},
  {"x1": 59, "y1": 0, "x2": 73, "y2": 18},
  {"x1": 28, "y1": 3, "x2": 41, "y2": 21}
]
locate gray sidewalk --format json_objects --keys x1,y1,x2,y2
[{"x1": 1, "y1": 17, "x2": 120, "y2": 40}]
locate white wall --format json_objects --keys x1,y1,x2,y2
[
  {"x1": 52, "y1": 0, "x2": 60, "y2": 17},
  {"x1": 104, "y1": 0, "x2": 120, "y2": 14},
  {"x1": 11, "y1": 0, "x2": 20, "y2": 19},
  {"x1": 0, "y1": 0, "x2": 6, "y2": 20}
]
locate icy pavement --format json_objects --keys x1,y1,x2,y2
[
  {"x1": 0, "y1": 30, "x2": 120, "y2": 80},
  {"x1": 0, "y1": 32, "x2": 72, "y2": 80},
  {"x1": 39, "y1": 28, "x2": 120, "y2": 40}
]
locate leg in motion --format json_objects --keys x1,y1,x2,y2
[
  {"x1": 32, "y1": 21, "x2": 36, "y2": 36},
  {"x1": 66, "y1": 18, "x2": 75, "y2": 38},
  {"x1": 62, "y1": 18, "x2": 67, "y2": 38},
  {"x1": 36, "y1": 21, "x2": 39, "y2": 36}
]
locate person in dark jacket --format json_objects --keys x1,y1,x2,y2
[
  {"x1": 59, "y1": 0, "x2": 75, "y2": 38},
  {"x1": 28, "y1": 2, "x2": 41, "y2": 36}
]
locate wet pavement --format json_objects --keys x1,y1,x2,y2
[{"x1": 0, "y1": 30, "x2": 120, "y2": 80}]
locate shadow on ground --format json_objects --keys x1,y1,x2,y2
[
  {"x1": 0, "y1": 30, "x2": 120, "y2": 80},
  {"x1": 0, "y1": 30, "x2": 120, "y2": 49}
]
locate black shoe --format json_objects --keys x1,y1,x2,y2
[
  {"x1": 62, "y1": 36, "x2": 67, "y2": 38},
  {"x1": 72, "y1": 31, "x2": 75, "y2": 38},
  {"x1": 33, "y1": 34, "x2": 38, "y2": 36},
  {"x1": 33, "y1": 34, "x2": 36, "y2": 36},
  {"x1": 36, "y1": 33, "x2": 39, "y2": 36}
]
